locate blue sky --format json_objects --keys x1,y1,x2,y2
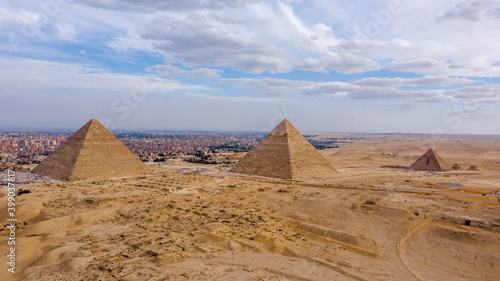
[{"x1": 1, "y1": 0, "x2": 500, "y2": 134}]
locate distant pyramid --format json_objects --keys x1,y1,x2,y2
[
  {"x1": 409, "y1": 149, "x2": 448, "y2": 172},
  {"x1": 467, "y1": 165, "x2": 479, "y2": 171},
  {"x1": 33, "y1": 119, "x2": 151, "y2": 181},
  {"x1": 230, "y1": 119, "x2": 335, "y2": 179}
]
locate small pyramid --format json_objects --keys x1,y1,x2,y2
[
  {"x1": 230, "y1": 119, "x2": 335, "y2": 179},
  {"x1": 410, "y1": 149, "x2": 448, "y2": 172},
  {"x1": 33, "y1": 119, "x2": 151, "y2": 181},
  {"x1": 467, "y1": 165, "x2": 479, "y2": 171}
]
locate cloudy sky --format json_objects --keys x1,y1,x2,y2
[{"x1": 1, "y1": 0, "x2": 499, "y2": 134}]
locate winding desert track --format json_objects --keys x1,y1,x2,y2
[
  {"x1": 315, "y1": 173, "x2": 405, "y2": 183},
  {"x1": 297, "y1": 181, "x2": 500, "y2": 197},
  {"x1": 218, "y1": 170, "x2": 500, "y2": 197},
  {"x1": 181, "y1": 176, "x2": 230, "y2": 191},
  {"x1": 396, "y1": 209, "x2": 439, "y2": 281},
  {"x1": 211, "y1": 254, "x2": 368, "y2": 281}
]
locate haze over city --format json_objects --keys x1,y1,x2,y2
[{"x1": 1, "y1": 0, "x2": 500, "y2": 133}]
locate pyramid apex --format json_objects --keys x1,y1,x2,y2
[
  {"x1": 270, "y1": 119, "x2": 299, "y2": 136},
  {"x1": 426, "y1": 148, "x2": 437, "y2": 155},
  {"x1": 85, "y1": 119, "x2": 109, "y2": 130}
]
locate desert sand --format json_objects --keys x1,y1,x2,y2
[{"x1": 1, "y1": 133, "x2": 500, "y2": 281}]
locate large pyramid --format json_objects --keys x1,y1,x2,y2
[
  {"x1": 230, "y1": 119, "x2": 335, "y2": 180},
  {"x1": 33, "y1": 119, "x2": 151, "y2": 181},
  {"x1": 409, "y1": 148, "x2": 448, "y2": 172}
]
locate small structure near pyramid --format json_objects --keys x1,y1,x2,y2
[
  {"x1": 33, "y1": 119, "x2": 151, "y2": 181},
  {"x1": 410, "y1": 149, "x2": 448, "y2": 172},
  {"x1": 467, "y1": 165, "x2": 480, "y2": 171},
  {"x1": 230, "y1": 119, "x2": 335, "y2": 180}
]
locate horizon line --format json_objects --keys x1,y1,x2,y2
[{"x1": 0, "y1": 127, "x2": 499, "y2": 137}]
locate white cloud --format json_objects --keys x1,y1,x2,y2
[
  {"x1": 296, "y1": 54, "x2": 380, "y2": 74},
  {"x1": 222, "y1": 76, "x2": 499, "y2": 103},
  {"x1": 186, "y1": 93, "x2": 296, "y2": 102},
  {"x1": 276, "y1": 1, "x2": 339, "y2": 53},
  {"x1": 0, "y1": 57, "x2": 206, "y2": 95},
  {"x1": 325, "y1": 54, "x2": 380, "y2": 74},
  {"x1": 223, "y1": 77, "x2": 310, "y2": 96},
  {"x1": 388, "y1": 59, "x2": 440, "y2": 71},
  {"x1": 448, "y1": 61, "x2": 489, "y2": 72},
  {"x1": 3, "y1": 0, "x2": 500, "y2": 77},
  {"x1": 55, "y1": 23, "x2": 76, "y2": 41},
  {"x1": 185, "y1": 68, "x2": 222, "y2": 78},
  {"x1": 354, "y1": 76, "x2": 477, "y2": 87},
  {"x1": 445, "y1": 84, "x2": 500, "y2": 102},
  {"x1": 0, "y1": 7, "x2": 42, "y2": 25},
  {"x1": 148, "y1": 64, "x2": 222, "y2": 78},
  {"x1": 78, "y1": 0, "x2": 264, "y2": 13},
  {"x1": 297, "y1": 58, "x2": 326, "y2": 72},
  {"x1": 409, "y1": 75, "x2": 476, "y2": 86},
  {"x1": 139, "y1": 15, "x2": 290, "y2": 73},
  {"x1": 148, "y1": 64, "x2": 186, "y2": 77},
  {"x1": 39, "y1": 0, "x2": 494, "y2": 77},
  {"x1": 440, "y1": 0, "x2": 500, "y2": 21}
]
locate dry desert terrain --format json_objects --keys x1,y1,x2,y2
[{"x1": 1, "y1": 133, "x2": 500, "y2": 281}]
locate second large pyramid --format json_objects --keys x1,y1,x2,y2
[{"x1": 230, "y1": 119, "x2": 335, "y2": 179}]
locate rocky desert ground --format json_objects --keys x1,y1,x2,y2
[{"x1": 1, "y1": 133, "x2": 500, "y2": 281}]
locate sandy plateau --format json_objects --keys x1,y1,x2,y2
[{"x1": 1, "y1": 133, "x2": 500, "y2": 281}]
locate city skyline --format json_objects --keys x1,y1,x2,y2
[{"x1": 1, "y1": 1, "x2": 500, "y2": 134}]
